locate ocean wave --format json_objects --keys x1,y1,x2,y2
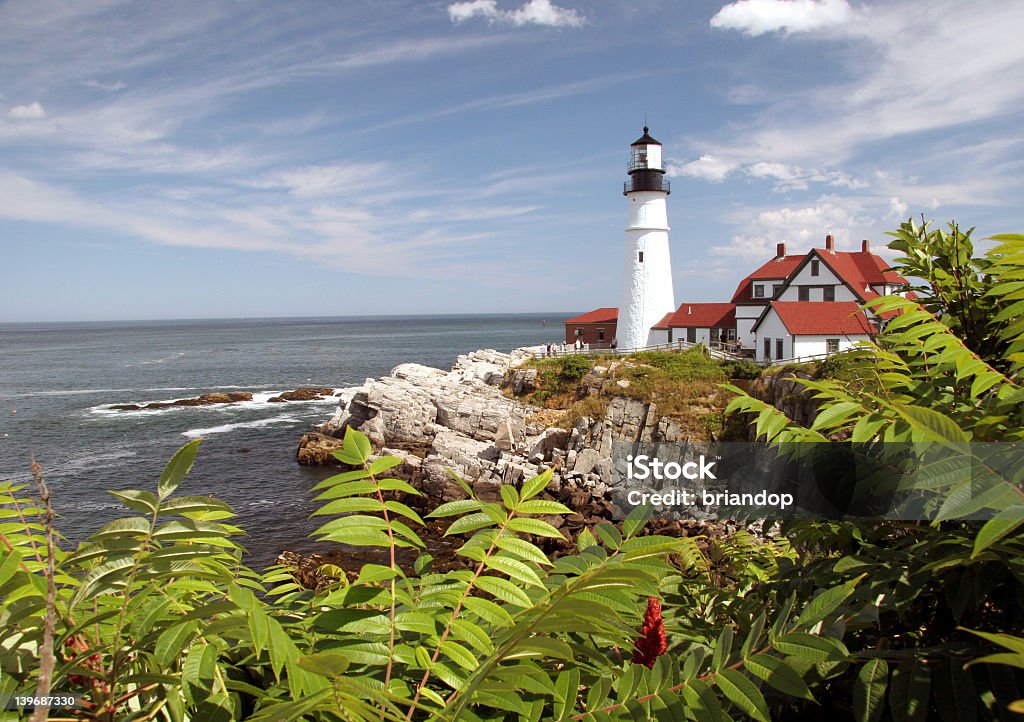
[
  {"x1": 0, "y1": 385, "x2": 276, "y2": 402},
  {"x1": 181, "y1": 416, "x2": 302, "y2": 439},
  {"x1": 88, "y1": 387, "x2": 341, "y2": 416}
]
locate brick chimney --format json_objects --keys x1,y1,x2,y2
[
  {"x1": 825, "y1": 234, "x2": 835, "y2": 254},
  {"x1": 861, "y1": 239, "x2": 871, "y2": 253},
  {"x1": 776, "y1": 241, "x2": 786, "y2": 259}
]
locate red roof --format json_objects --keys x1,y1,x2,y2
[
  {"x1": 731, "y1": 256, "x2": 804, "y2": 303},
  {"x1": 652, "y1": 311, "x2": 675, "y2": 330},
  {"x1": 656, "y1": 303, "x2": 736, "y2": 329},
  {"x1": 564, "y1": 308, "x2": 617, "y2": 324},
  {"x1": 757, "y1": 301, "x2": 875, "y2": 336}
]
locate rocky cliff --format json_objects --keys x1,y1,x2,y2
[{"x1": 299, "y1": 349, "x2": 698, "y2": 522}]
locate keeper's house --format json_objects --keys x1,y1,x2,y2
[
  {"x1": 564, "y1": 308, "x2": 618, "y2": 348},
  {"x1": 567, "y1": 234, "x2": 909, "y2": 364}
]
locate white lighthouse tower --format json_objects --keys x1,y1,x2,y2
[{"x1": 617, "y1": 127, "x2": 676, "y2": 350}]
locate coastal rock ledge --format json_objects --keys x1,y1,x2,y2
[{"x1": 300, "y1": 348, "x2": 688, "y2": 516}]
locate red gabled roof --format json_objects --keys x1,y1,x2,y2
[
  {"x1": 757, "y1": 301, "x2": 875, "y2": 336},
  {"x1": 652, "y1": 311, "x2": 675, "y2": 330},
  {"x1": 564, "y1": 308, "x2": 618, "y2": 324},
  {"x1": 731, "y1": 256, "x2": 804, "y2": 303},
  {"x1": 661, "y1": 303, "x2": 736, "y2": 329},
  {"x1": 814, "y1": 250, "x2": 908, "y2": 318}
]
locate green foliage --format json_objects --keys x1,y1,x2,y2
[
  {"x1": 723, "y1": 229, "x2": 1024, "y2": 719},
  {"x1": 2, "y1": 225, "x2": 1021, "y2": 720},
  {"x1": 887, "y1": 218, "x2": 1015, "y2": 369},
  {"x1": 1, "y1": 426, "x2": 873, "y2": 721},
  {"x1": 721, "y1": 359, "x2": 762, "y2": 380}
]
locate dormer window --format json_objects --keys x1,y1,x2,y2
[{"x1": 753, "y1": 284, "x2": 764, "y2": 298}]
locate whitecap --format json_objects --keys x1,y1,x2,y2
[{"x1": 181, "y1": 416, "x2": 301, "y2": 439}]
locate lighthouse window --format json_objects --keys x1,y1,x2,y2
[{"x1": 638, "y1": 251, "x2": 644, "y2": 263}]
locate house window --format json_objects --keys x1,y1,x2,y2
[
  {"x1": 687, "y1": 327, "x2": 696, "y2": 343},
  {"x1": 575, "y1": 328, "x2": 583, "y2": 337},
  {"x1": 826, "y1": 338, "x2": 840, "y2": 354},
  {"x1": 773, "y1": 284, "x2": 783, "y2": 297},
  {"x1": 598, "y1": 328, "x2": 605, "y2": 342},
  {"x1": 798, "y1": 287, "x2": 810, "y2": 301},
  {"x1": 727, "y1": 328, "x2": 736, "y2": 340},
  {"x1": 753, "y1": 284, "x2": 764, "y2": 298},
  {"x1": 811, "y1": 260, "x2": 820, "y2": 276},
  {"x1": 638, "y1": 251, "x2": 644, "y2": 263},
  {"x1": 823, "y1": 286, "x2": 835, "y2": 302},
  {"x1": 776, "y1": 339, "x2": 785, "y2": 359},
  {"x1": 764, "y1": 338, "x2": 772, "y2": 360}
]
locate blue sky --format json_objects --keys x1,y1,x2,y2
[{"x1": 2, "y1": 0, "x2": 1022, "y2": 322}]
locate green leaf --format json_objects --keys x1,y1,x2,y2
[
  {"x1": 154, "y1": 620, "x2": 199, "y2": 667},
  {"x1": 520, "y1": 469, "x2": 553, "y2": 501},
  {"x1": 554, "y1": 667, "x2": 581, "y2": 720},
  {"x1": 712, "y1": 625, "x2": 733, "y2": 671},
  {"x1": 888, "y1": 659, "x2": 930, "y2": 722},
  {"x1": 682, "y1": 678, "x2": 725, "y2": 722},
  {"x1": 500, "y1": 484, "x2": 519, "y2": 510},
  {"x1": 428, "y1": 499, "x2": 484, "y2": 518},
  {"x1": 746, "y1": 653, "x2": 814, "y2": 701},
  {"x1": 971, "y1": 507, "x2": 1024, "y2": 558},
  {"x1": 854, "y1": 659, "x2": 888, "y2": 722},
  {"x1": 463, "y1": 596, "x2": 514, "y2": 627},
  {"x1": 505, "y1": 517, "x2": 565, "y2": 539},
  {"x1": 773, "y1": 633, "x2": 847, "y2": 662},
  {"x1": 369, "y1": 455, "x2": 402, "y2": 474},
  {"x1": 108, "y1": 489, "x2": 159, "y2": 514},
  {"x1": 890, "y1": 403, "x2": 970, "y2": 444},
  {"x1": 716, "y1": 668, "x2": 770, "y2": 722},
  {"x1": 446, "y1": 512, "x2": 496, "y2": 536},
  {"x1": 484, "y1": 555, "x2": 544, "y2": 587},
  {"x1": 797, "y1": 574, "x2": 865, "y2": 628},
  {"x1": 475, "y1": 575, "x2": 533, "y2": 607},
  {"x1": 158, "y1": 439, "x2": 202, "y2": 500},
  {"x1": 337, "y1": 428, "x2": 372, "y2": 465},
  {"x1": 493, "y1": 536, "x2": 552, "y2": 566},
  {"x1": 182, "y1": 643, "x2": 217, "y2": 706},
  {"x1": 516, "y1": 499, "x2": 573, "y2": 515}
]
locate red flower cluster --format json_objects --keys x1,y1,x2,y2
[
  {"x1": 632, "y1": 596, "x2": 667, "y2": 668},
  {"x1": 62, "y1": 634, "x2": 108, "y2": 693}
]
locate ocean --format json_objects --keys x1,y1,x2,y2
[{"x1": 0, "y1": 314, "x2": 562, "y2": 569}]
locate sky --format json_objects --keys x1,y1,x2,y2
[{"x1": 1, "y1": 0, "x2": 1022, "y2": 322}]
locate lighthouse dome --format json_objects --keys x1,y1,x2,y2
[{"x1": 631, "y1": 126, "x2": 661, "y2": 146}]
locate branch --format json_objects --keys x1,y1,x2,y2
[{"x1": 29, "y1": 456, "x2": 57, "y2": 722}]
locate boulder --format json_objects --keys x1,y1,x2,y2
[
  {"x1": 296, "y1": 433, "x2": 346, "y2": 465},
  {"x1": 269, "y1": 387, "x2": 334, "y2": 402}
]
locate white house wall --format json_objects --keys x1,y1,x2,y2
[
  {"x1": 792, "y1": 335, "x2": 871, "y2": 359},
  {"x1": 753, "y1": 310, "x2": 789, "y2": 363},
  {"x1": 778, "y1": 285, "x2": 857, "y2": 302},
  {"x1": 649, "y1": 328, "x2": 669, "y2": 345},
  {"x1": 734, "y1": 308, "x2": 762, "y2": 348}
]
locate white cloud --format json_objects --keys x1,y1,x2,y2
[
  {"x1": 747, "y1": 161, "x2": 867, "y2": 191},
  {"x1": 889, "y1": 196, "x2": 908, "y2": 219},
  {"x1": 448, "y1": 0, "x2": 584, "y2": 28},
  {"x1": 710, "y1": 0, "x2": 853, "y2": 37},
  {"x1": 82, "y1": 79, "x2": 126, "y2": 91},
  {"x1": 668, "y1": 155, "x2": 737, "y2": 182},
  {"x1": 7, "y1": 101, "x2": 45, "y2": 119},
  {"x1": 243, "y1": 163, "x2": 390, "y2": 197}
]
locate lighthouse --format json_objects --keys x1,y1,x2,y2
[{"x1": 617, "y1": 127, "x2": 676, "y2": 350}]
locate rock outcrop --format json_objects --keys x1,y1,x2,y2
[
  {"x1": 111, "y1": 391, "x2": 253, "y2": 411},
  {"x1": 269, "y1": 387, "x2": 335, "y2": 403},
  {"x1": 308, "y1": 349, "x2": 696, "y2": 519}
]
